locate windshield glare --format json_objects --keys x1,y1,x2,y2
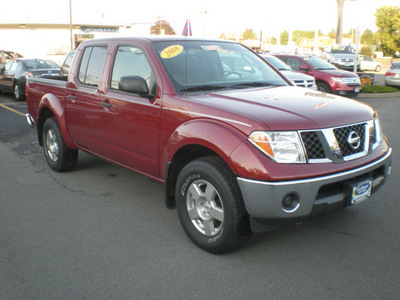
[
  {"x1": 262, "y1": 55, "x2": 291, "y2": 71},
  {"x1": 152, "y1": 41, "x2": 287, "y2": 94},
  {"x1": 305, "y1": 57, "x2": 337, "y2": 70}
]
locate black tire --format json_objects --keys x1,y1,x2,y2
[
  {"x1": 317, "y1": 82, "x2": 331, "y2": 93},
  {"x1": 175, "y1": 156, "x2": 250, "y2": 253},
  {"x1": 375, "y1": 65, "x2": 381, "y2": 72},
  {"x1": 42, "y1": 117, "x2": 78, "y2": 172},
  {"x1": 13, "y1": 82, "x2": 25, "y2": 101}
]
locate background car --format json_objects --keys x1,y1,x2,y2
[
  {"x1": 323, "y1": 44, "x2": 361, "y2": 71},
  {"x1": 60, "y1": 50, "x2": 76, "y2": 75},
  {"x1": 276, "y1": 54, "x2": 361, "y2": 97},
  {"x1": 261, "y1": 54, "x2": 317, "y2": 89},
  {"x1": 0, "y1": 50, "x2": 23, "y2": 68},
  {"x1": 385, "y1": 62, "x2": 400, "y2": 87},
  {"x1": 359, "y1": 55, "x2": 382, "y2": 72},
  {"x1": 0, "y1": 58, "x2": 60, "y2": 100}
]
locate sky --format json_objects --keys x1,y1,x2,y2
[{"x1": 1, "y1": 0, "x2": 399, "y2": 38}]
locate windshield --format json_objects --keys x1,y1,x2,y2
[
  {"x1": 22, "y1": 59, "x2": 59, "y2": 70},
  {"x1": 152, "y1": 40, "x2": 287, "y2": 94},
  {"x1": 262, "y1": 55, "x2": 291, "y2": 71},
  {"x1": 331, "y1": 45, "x2": 355, "y2": 54},
  {"x1": 304, "y1": 57, "x2": 337, "y2": 70}
]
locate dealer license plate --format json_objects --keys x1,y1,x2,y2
[{"x1": 350, "y1": 179, "x2": 372, "y2": 205}]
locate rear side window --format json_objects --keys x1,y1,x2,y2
[{"x1": 78, "y1": 46, "x2": 107, "y2": 87}]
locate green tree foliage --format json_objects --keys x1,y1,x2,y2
[
  {"x1": 150, "y1": 20, "x2": 176, "y2": 35},
  {"x1": 328, "y1": 29, "x2": 336, "y2": 39},
  {"x1": 361, "y1": 29, "x2": 379, "y2": 46},
  {"x1": 280, "y1": 31, "x2": 288, "y2": 45},
  {"x1": 243, "y1": 29, "x2": 257, "y2": 40},
  {"x1": 360, "y1": 45, "x2": 374, "y2": 57},
  {"x1": 375, "y1": 6, "x2": 400, "y2": 56}
]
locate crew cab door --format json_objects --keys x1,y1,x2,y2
[
  {"x1": 98, "y1": 44, "x2": 161, "y2": 177},
  {"x1": 65, "y1": 45, "x2": 109, "y2": 153}
]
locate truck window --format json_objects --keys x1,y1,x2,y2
[
  {"x1": 110, "y1": 46, "x2": 155, "y2": 93},
  {"x1": 78, "y1": 46, "x2": 107, "y2": 87}
]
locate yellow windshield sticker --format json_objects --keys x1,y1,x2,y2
[{"x1": 161, "y1": 45, "x2": 184, "y2": 59}]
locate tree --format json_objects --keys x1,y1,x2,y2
[
  {"x1": 280, "y1": 31, "x2": 288, "y2": 45},
  {"x1": 243, "y1": 29, "x2": 257, "y2": 40},
  {"x1": 375, "y1": 6, "x2": 400, "y2": 56},
  {"x1": 328, "y1": 29, "x2": 336, "y2": 39},
  {"x1": 150, "y1": 19, "x2": 176, "y2": 35},
  {"x1": 361, "y1": 29, "x2": 378, "y2": 46}
]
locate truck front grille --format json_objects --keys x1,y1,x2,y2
[
  {"x1": 300, "y1": 121, "x2": 377, "y2": 163},
  {"x1": 293, "y1": 80, "x2": 315, "y2": 88}
]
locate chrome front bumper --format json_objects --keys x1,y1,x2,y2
[{"x1": 237, "y1": 148, "x2": 392, "y2": 222}]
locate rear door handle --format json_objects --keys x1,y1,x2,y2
[
  {"x1": 100, "y1": 101, "x2": 112, "y2": 108},
  {"x1": 67, "y1": 95, "x2": 77, "y2": 100}
]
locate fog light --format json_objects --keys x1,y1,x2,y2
[{"x1": 282, "y1": 193, "x2": 300, "y2": 213}]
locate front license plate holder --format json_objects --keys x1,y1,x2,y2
[{"x1": 346, "y1": 178, "x2": 372, "y2": 206}]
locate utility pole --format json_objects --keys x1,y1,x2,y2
[
  {"x1": 69, "y1": 0, "x2": 73, "y2": 50},
  {"x1": 336, "y1": 0, "x2": 344, "y2": 44},
  {"x1": 336, "y1": 0, "x2": 356, "y2": 44}
]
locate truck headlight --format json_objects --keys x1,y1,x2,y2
[{"x1": 248, "y1": 131, "x2": 306, "y2": 163}]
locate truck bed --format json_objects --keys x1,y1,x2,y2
[{"x1": 26, "y1": 76, "x2": 68, "y2": 123}]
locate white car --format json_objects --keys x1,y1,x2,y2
[
  {"x1": 359, "y1": 55, "x2": 382, "y2": 72},
  {"x1": 262, "y1": 54, "x2": 317, "y2": 89},
  {"x1": 385, "y1": 62, "x2": 400, "y2": 87}
]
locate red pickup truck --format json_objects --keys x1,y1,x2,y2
[{"x1": 25, "y1": 37, "x2": 392, "y2": 253}]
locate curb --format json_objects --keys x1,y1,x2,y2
[{"x1": 357, "y1": 91, "x2": 400, "y2": 98}]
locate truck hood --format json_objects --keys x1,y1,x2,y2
[{"x1": 191, "y1": 86, "x2": 375, "y2": 131}]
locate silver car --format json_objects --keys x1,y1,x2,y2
[
  {"x1": 385, "y1": 62, "x2": 400, "y2": 87},
  {"x1": 262, "y1": 54, "x2": 317, "y2": 89}
]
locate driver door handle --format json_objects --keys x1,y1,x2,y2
[{"x1": 100, "y1": 101, "x2": 112, "y2": 108}]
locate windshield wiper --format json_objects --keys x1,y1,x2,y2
[
  {"x1": 231, "y1": 82, "x2": 280, "y2": 89},
  {"x1": 181, "y1": 85, "x2": 226, "y2": 92}
]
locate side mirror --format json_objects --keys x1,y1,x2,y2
[
  {"x1": 300, "y1": 65, "x2": 309, "y2": 71},
  {"x1": 119, "y1": 76, "x2": 149, "y2": 96}
]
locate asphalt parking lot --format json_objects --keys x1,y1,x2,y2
[{"x1": 0, "y1": 93, "x2": 399, "y2": 300}]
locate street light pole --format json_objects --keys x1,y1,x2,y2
[
  {"x1": 69, "y1": 0, "x2": 73, "y2": 50},
  {"x1": 336, "y1": 0, "x2": 356, "y2": 44}
]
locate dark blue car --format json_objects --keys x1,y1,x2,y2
[{"x1": 0, "y1": 58, "x2": 60, "y2": 100}]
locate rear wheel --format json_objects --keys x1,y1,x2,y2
[
  {"x1": 175, "y1": 157, "x2": 249, "y2": 253},
  {"x1": 42, "y1": 117, "x2": 78, "y2": 172}
]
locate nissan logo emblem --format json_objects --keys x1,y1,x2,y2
[{"x1": 347, "y1": 131, "x2": 361, "y2": 150}]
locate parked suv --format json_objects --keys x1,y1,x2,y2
[
  {"x1": 323, "y1": 44, "x2": 360, "y2": 71},
  {"x1": 261, "y1": 54, "x2": 317, "y2": 89},
  {"x1": 276, "y1": 55, "x2": 361, "y2": 97}
]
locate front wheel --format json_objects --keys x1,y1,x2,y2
[
  {"x1": 175, "y1": 157, "x2": 250, "y2": 253},
  {"x1": 317, "y1": 82, "x2": 331, "y2": 93},
  {"x1": 42, "y1": 117, "x2": 78, "y2": 172},
  {"x1": 14, "y1": 82, "x2": 25, "y2": 101}
]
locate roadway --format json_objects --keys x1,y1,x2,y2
[{"x1": 1, "y1": 93, "x2": 399, "y2": 299}]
